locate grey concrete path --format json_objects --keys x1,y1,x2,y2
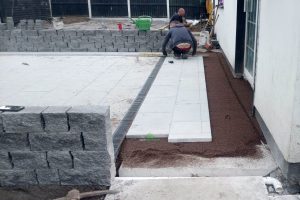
[
  {"x1": 0, "y1": 53, "x2": 159, "y2": 132},
  {"x1": 126, "y1": 56, "x2": 212, "y2": 142},
  {"x1": 105, "y1": 177, "x2": 269, "y2": 200}
]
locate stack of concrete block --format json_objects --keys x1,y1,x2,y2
[
  {"x1": 0, "y1": 29, "x2": 167, "y2": 52},
  {"x1": 0, "y1": 106, "x2": 115, "y2": 186},
  {"x1": 0, "y1": 23, "x2": 6, "y2": 31},
  {"x1": 6, "y1": 17, "x2": 14, "y2": 30}
]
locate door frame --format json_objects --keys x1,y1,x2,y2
[{"x1": 243, "y1": 0, "x2": 260, "y2": 88}]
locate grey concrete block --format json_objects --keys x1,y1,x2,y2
[
  {"x1": 129, "y1": 48, "x2": 136, "y2": 52},
  {"x1": 11, "y1": 151, "x2": 48, "y2": 169},
  {"x1": 0, "y1": 170, "x2": 37, "y2": 186},
  {"x1": 27, "y1": 36, "x2": 44, "y2": 43},
  {"x1": 3, "y1": 30, "x2": 11, "y2": 37},
  {"x1": 10, "y1": 29, "x2": 22, "y2": 37},
  {"x1": 83, "y1": 30, "x2": 96, "y2": 36},
  {"x1": 98, "y1": 48, "x2": 106, "y2": 52},
  {"x1": 51, "y1": 35, "x2": 64, "y2": 42},
  {"x1": 115, "y1": 36, "x2": 127, "y2": 43},
  {"x1": 54, "y1": 41, "x2": 68, "y2": 48},
  {"x1": 76, "y1": 31, "x2": 84, "y2": 37},
  {"x1": 2, "y1": 106, "x2": 47, "y2": 133},
  {"x1": 38, "y1": 29, "x2": 57, "y2": 37},
  {"x1": 0, "y1": 112, "x2": 3, "y2": 133},
  {"x1": 96, "y1": 30, "x2": 111, "y2": 37},
  {"x1": 125, "y1": 42, "x2": 139, "y2": 48},
  {"x1": 80, "y1": 42, "x2": 95, "y2": 49},
  {"x1": 127, "y1": 36, "x2": 135, "y2": 43},
  {"x1": 47, "y1": 151, "x2": 73, "y2": 169},
  {"x1": 72, "y1": 151, "x2": 111, "y2": 169},
  {"x1": 71, "y1": 48, "x2": 87, "y2": 52},
  {"x1": 103, "y1": 35, "x2": 114, "y2": 42},
  {"x1": 138, "y1": 31, "x2": 147, "y2": 36},
  {"x1": 89, "y1": 37, "x2": 103, "y2": 42},
  {"x1": 29, "y1": 132, "x2": 82, "y2": 151},
  {"x1": 106, "y1": 46, "x2": 117, "y2": 52},
  {"x1": 101, "y1": 42, "x2": 113, "y2": 48},
  {"x1": 0, "y1": 133, "x2": 29, "y2": 151},
  {"x1": 42, "y1": 106, "x2": 70, "y2": 132},
  {"x1": 0, "y1": 152, "x2": 11, "y2": 169},
  {"x1": 37, "y1": 47, "x2": 54, "y2": 52},
  {"x1": 0, "y1": 23, "x2": 6, "y2": 31},
  {"x1": 59, "y1": 168, "x2": 111, "y2": 186},
  {"x1": 62, "y1": 30, "x2": 77, "y2": 37},
  {"x1": 6, "y1": 17, "x2": 14, "y2": 30},
  {"x1": 22, "y1": 30, "x2": 38, "y2": 36},
  {"x1": 87, "y1": 47, "x2": 100, "y2": 52},
  {"x1": 114, "y1": 43, "x2": 125, "y2": 48},
  {"x1": 69, "y1": 41, "x2": 80, "y2": 48},
  {"x1": 118, "y1": 48, "x2": 129, "y2": 52},
  {"x1": 68, "y1": 106, "x2": 109, "y2": 133},
  {"x1": 82, "y1": 132, "x2": 107, "y2": 151},
  {"x1": 36, "y1": 169, "x2": 59, "y2": 185},
  {"x1": 122, "y1": 30, "x2": 138, "y2": 36}
]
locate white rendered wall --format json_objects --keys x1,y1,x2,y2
[
  {"x1": 254, "y1": 0, "x2": 300, "y2": 163},
  {"x1": 214, "y1": 0, "x2": 237, "y2": 68}
]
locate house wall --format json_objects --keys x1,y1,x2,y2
[
  {"x1": 254, "y1": 0, "x2": 300, "y2": 163},
  {"x1": 214, "y1": 0, "x2": 237, "y2": 69}
]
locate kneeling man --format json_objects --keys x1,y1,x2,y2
[{"x1": 162, "y1": 21, "x2": 197, "y2": 59}]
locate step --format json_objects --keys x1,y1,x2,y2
[{"x1": 105, "y1": 176, "x2": 269, "y2": 200}]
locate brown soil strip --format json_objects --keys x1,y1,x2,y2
[{"x1": 118, "y1": 52, "x2": 265, "y2": 168}]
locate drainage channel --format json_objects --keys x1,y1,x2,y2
[{"x1": 113, "y1": 56, "x2": 166, "y2": 157}]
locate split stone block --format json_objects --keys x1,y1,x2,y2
[
  {"x1": 122, "y1": 30, "x2": 138, "y2": 36},
  {"x1": 89, "y1": 36, "x2": 103, "y2": 42},
  {"x1": 71, "y1": 48, "x2": 87, "y2": 52},
  {"x1": 38, "y1": 29, "x2": 57, "y2": 37},
  {"x1": 6, "y1": 17, "x2": 14, "y2": 30},
  {"x1": 2, "y1": 106, "x2": 46, "y2": 133},
  {"x1": 101, "y1": 42, "x2": 113, "y2": 48},
  {"x1": 47, "y1": 151, "x2": 73, "y2": 169},
  {"x1": 76, "y1": 31, "x2": 84, "y2": 37},
  {"x1": 72, "y1": 151, "x2": 111, "y2": 169},
  {"x1": 68, "y1": 106, "x2": 109, "y2": 132},
  {"x1": 22, "y1": 30, "x2": 38, "y2": 36},
  {"x1": 96, "y1": 30, "x2": 111, "y2": 37},
  {"x1": 105, "y1": 47, "x2": 118, "y2": 52},
  {"x1": 80, "y1": 42, "x2": 95, "y2": 49},
  {"x1": 125, "y1": 42, "x2": 139, "y2": 48},
  {"x1": 129, "y1": 48, "x2": 136, "y2": 52},
  {"x1": 87, "y1": 47, "x2": 100, "y2": 52},
  {"x1": 82, "y1": 132, "x2": 107, "y2": 151},
  {"x1": 36, "y1": 169, "x2": 60, "y2": 185},
  {"x1": 0, "y1": 23, "x2": 6, "y2": 31},
  {"x1": 42, "y1": 106, "x2": 70, "y2": 132},
  {"x1": 29, "y1": 132, "x2": 82, "y2": 151},
  {"x1": 83, "y1": 30, "x2": 96, "y2": 36},
  {"x1": 127, "y1": 36, "x2": 135, "y2": 43},
  {"x1": 11, "y1": 151, "x2": 48, "y2": 169},
  {"x1": 0, "y1": 152, "x2": 11, "y2": 169},
  {"x1": 118, "y1": 48, "x2": 129, "y2": 52},
  {"x1": 0, "y1": 133, "x2": 29, "y2": 151},
  {"x1": 0, "y1": 170, "x2": 37, "y2": 186},
  {"x1": 59, "y1": 168, "x2": 110, "y2": 186},
  {"x1": 62, "y1": 30, "x2": 77, "y2": 37}
]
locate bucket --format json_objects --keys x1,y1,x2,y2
[{"x1": 199, "y1": 31, "x2": 210, "y2": 46}]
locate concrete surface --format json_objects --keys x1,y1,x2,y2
[
  {"x1": 0, "y1": 53, "x2": 158, "y2": 132},
  {"x1": 269, "y1": 196, "x2": 300, "y2": 200},
  {"x1": 126, "y1": 56, "x2": 212, "y2": 142},
  {"x1": 105, "y1": 177, "x2": 269, "y2": 200},
  {"x1": 119, "y1": 145, "x2": 277, "y2": 177}
]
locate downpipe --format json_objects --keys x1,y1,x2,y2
[{"x1": 263, "y1": 177, "x2": 284, "y2": 194}]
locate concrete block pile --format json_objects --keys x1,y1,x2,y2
[
  {"x1": 0, "y1": 106, "x2": 115, "y2": 186},
  {"x1": 0, "y1": 28, "x2": 167, "y2": 52}
]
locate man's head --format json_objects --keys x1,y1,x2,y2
[{"x1": 178, "y1": 8, "x2": 185, "y2": 17}]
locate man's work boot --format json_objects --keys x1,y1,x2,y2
[
  {"x1": 181, "y1": 54, "x2": 188, "y2": 59},
  {"x1": 174, "y1": 53, "x2": 181, "y2": 59}
]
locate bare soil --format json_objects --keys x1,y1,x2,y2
[{"x1": 118, "y1": 52, "x2": 266, "y2": 168}]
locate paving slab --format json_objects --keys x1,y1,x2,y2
[
  {"x1": 105, "y1": 176, "x2": 269, "y2": 200},
  {"x1": 119, "y1": 145, "x2": 277, "y2": 177},
  {"x1": 126, "y1": 56, "x2": 212, "y2": 142},
  {"x1": 0, "y1": 53, "x2": 159, "y2": 133}
]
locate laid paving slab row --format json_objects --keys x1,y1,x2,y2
[{"x1": 126, "y1": 56, "x2": 212, "y2": 142}]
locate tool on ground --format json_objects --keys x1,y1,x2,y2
[
  {"x1": 130, "y1": 16, "x2": 152, "y2": 31},
  {"x1": 0, "y1": 105, "x2": 24, "y2": 112},
  {"x1": 53, "y1": 189, "x2": 118, "y2": 200}
]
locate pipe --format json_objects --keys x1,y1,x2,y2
[{"x1": 263, "y1": 177, "x2": 284, "y2": 194}]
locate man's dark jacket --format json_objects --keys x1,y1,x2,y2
[{"x1": 162, "y1": 24, "x2": 197, "y2": 55}]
